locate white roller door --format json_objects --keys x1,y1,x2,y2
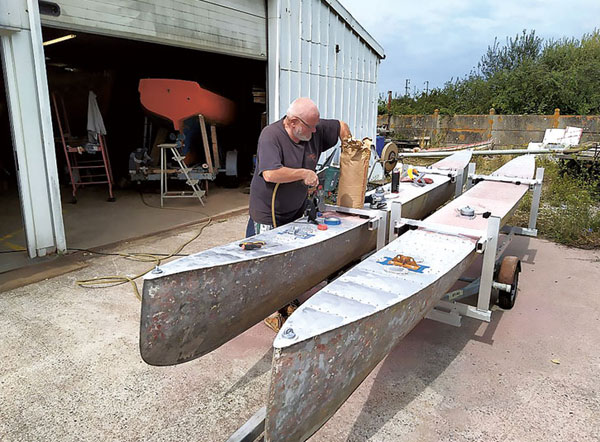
[{"x1": 41, "y1": 0, "x2": 268, "y2": 59}]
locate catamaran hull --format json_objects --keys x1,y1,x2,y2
[
  {"x1": 139, "y1": 151, "x2": 473, "y2": 366},
  {"x1": 140, "y1": 178, "x2": 458, "y2": 366},
  {"x1": 265, "y1": 251, "x2": 476, "y2": 442},
  {"x1": 396, "y1": 180, "x2": 454, "y2": 219},
  {"x1": 264, "y1": 155, "x2": 535, "y2": 441},
  {"x1": 140, "y1": 224, "x2": 376, "y2": 365}
]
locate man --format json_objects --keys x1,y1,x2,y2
[
  {"x1": 249, "y1": 97, "x2": 351, "y2": 330},
  {"x1": 250, "y1": 97, "x2": 351, "y2": 231}
]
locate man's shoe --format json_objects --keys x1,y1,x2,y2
[{"x1": 264, "y1": 313, "x2": 284, "y2": 332}]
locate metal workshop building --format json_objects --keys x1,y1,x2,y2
[{"x1": 0, "y1": 0, "x2": 384, "y2": 258}]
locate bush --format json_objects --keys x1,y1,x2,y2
[
  {"x1": 381, "y1": 29, "x2": 600, "y2": 116},
  {"x1": 509, "y1": 156, "x2": 600, "y2": 248}
]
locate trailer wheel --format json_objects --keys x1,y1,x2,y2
[{"x1": 496, "y1": 256, "x2": 521, "y2": 310}]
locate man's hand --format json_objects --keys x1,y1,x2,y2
[
  {"x1": 263, "y1": 167, "x2": 319, "y2": 186},
  {"x1": 340, "y1": 121, "x2": 352, "y2": 141},
  {"x1": 303, "y1": 169, "x2": 319, "y2": 187}
]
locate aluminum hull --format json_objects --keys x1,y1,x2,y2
[
  {"x1": 140, "y1": 216, "x2": 376, "y2": 366},
  {"x1": 140, "y1": 151, "x2": 472, "y2": 366},
  {"x1": 265, "y1": 155, "x2": 535, "y2": 441},
  {"x1": 366, "y1": 149, "x2": 471, "y2": 221}
]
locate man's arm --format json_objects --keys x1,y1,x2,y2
[
  {"x1": 339, "y1": 121, "x2": 352, "y2": 141},
  {"x1": 263, "y1": 167, "x2": 318, "y2": 187}
]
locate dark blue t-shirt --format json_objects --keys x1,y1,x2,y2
[{"x1": 249, "y1": 117, "x2": 340, "y2": 225}]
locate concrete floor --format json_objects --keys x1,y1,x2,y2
[
  {"x1": 0, "y1": 214, "x2": 598, "y2": 441},
  {"x1": 0, "y1": 183, "x2": 249, "y2": 273}
]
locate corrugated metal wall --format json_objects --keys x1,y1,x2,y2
[
  {"x1": 41, "y1": 0, "x2": 267, "y2": 59},
  {"x1": 41, "y1": 0, "x2": 382, "y2": 139},
  {"x1": 268, "y1": 0, "x2": 383, "y2": 142}
]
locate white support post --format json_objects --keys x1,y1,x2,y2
[
  {"x1": 375, "y1": 210, "x2": 388, "y2": 251},
  {"x1": 466, "y1": 163, "x2": 476, "y2": 190},
  {"x1": 1, "y1": 0, "x2": 66, "y2": 257},
  {"x1": 529, "y1": 167, "x2": 544, "y2": 230},
  {"x1": 477, "y1": 216, "x2": 500, "y2": 312},
  {"x1": 388, "y1": 200, "x2": 401, "y2": 243},
  {"x1": 454, "y1": 167, "x2": 464, "y2": 198}
]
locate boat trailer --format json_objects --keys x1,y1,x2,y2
[{"x1": 227, "y1": 160, "x2": 544, "y2": 442}]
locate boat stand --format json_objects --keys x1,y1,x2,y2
[
  {"x1": 425, "y1": 164, "x2": 545, "y2": 327},
  {"x1": 324, "y1": 204, "x2": 389, "y2": 250}
]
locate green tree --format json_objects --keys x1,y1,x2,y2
[
  {"x1": 478, "y1": 30, "x2": 543, "y2": 79},
  {"x1": 380, "y1": 29, "x2": 600, "y2": 116}
]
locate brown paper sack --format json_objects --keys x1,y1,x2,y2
[{"x1": 337, "y1": 137, "x2": 372, "y2": 208}]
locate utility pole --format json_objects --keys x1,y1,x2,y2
[
  {"x1": 424, "y1": 81, "x2": 429, "y2": 96},
  {"x1": 387, "y1": 91, "x2": 392, "y2": 114},
  {"x1": 405, "y1": 79, "x2": 410, "y2": 97}
]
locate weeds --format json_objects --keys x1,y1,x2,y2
[
  {"x1": 374, "y1": 150, "x2": 599, "y2": 248},
  {"x1": 481, "y1": 155, "x2": 600, "y2": 248}
]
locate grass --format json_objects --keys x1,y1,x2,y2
[
  {"x1": 477, "y1": 154, "x2": 600, "y2": 249},
  {"x1": 365, "y1": 147, "x2": 600, "y2": 248},
  {"x1": 397, "y1": 151, "x2": 600, "y2": 248}
]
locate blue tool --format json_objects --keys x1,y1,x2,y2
[{"x1": 324, "y1": 216, "x2": 341, "y2": 226}]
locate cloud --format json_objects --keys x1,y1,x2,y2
[{"x1": 341, "y1": 0, "x2": 600, "y2": 92}]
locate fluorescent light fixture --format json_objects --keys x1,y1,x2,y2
[{"x1": 43, "y1": 34, "x2": 76, "y2": 46}]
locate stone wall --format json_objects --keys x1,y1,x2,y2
[{"x1": 378, "y1": 109, "x2": 600, "y2": 146}]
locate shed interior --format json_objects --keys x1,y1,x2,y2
[
  {"x1": 0, "y1": 27, "x2": 266, "y2": 270},
  {"x1": 42, "y1": 27, "x2": 267, "y2": 184}
]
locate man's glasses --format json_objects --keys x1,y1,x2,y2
[{"x1": 293, "y1": 115, "x2": 318, "y2": 131}]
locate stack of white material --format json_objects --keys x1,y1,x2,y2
[{"x1": 528, "y1": 126, "x2": 583, "y2": 150}]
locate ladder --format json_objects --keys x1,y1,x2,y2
[
  {"x1": 51, "y1": 92, "x2": 115, "y2": 203},
  {"x1": 159, "y1": 142, "x2": 206, "y2": 207}
]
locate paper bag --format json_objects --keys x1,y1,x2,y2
[{"x1": 337, "y1": 137, "x2": 372, "y2": 208}]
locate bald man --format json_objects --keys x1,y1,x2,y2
[
  {"x1": 249, "y1": 98, "x2": 351, "y2": 233},
  {"x1": 248, "y1": 98, "x2": 351, "y2": 332}
]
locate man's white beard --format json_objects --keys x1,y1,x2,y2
[{"x1": 295, "y1": 127, "x2": 312, "y2": 142}]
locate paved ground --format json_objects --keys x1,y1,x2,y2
[
  {"x1": 0, "y1": 214, "x2": 598, "y2": 441},
  {"x1": 0, "y1": 184, "x2": 249, "y2": 273}
]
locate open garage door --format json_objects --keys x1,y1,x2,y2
[
  {"x1": 1, "y1": 3, "x2": 268, "y2": 266},
  {"x1": 38, "y1": 27, "x2": 266, "y2": 251}
]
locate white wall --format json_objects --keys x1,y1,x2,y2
[
  {"x1": 41, "y1": 0, "x2": 267, "y2": 59},
  {"x1": 268, "y1": 0, "x2": 383, "y2": 144},
  {"x1": 1, "y1": 0, "x2": 66, "y2": 257}
]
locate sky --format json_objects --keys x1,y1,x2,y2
[{"x1": 340, "y1": 0, "x2": 600, "y2": 95}]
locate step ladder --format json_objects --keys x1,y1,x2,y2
[
  {"x1": 51, "y1": 92, "x2": 115, "y2": 203},
  {"x1": 159, "y1": 142, "x2": 205, "y2": 207}
]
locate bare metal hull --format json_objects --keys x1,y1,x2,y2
[
  {"x1": 139, "y1": 151, "x2": 473, "y2": 366},
  {"x1": 140, "y1": 219, "x2": 376, "y2": 366},
  {"x1": 265, "y1": 155, "x2": 535, "y2": 441},
  {"x1": 266, "y1": 247, "x2": 476, "y2": 441}
]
